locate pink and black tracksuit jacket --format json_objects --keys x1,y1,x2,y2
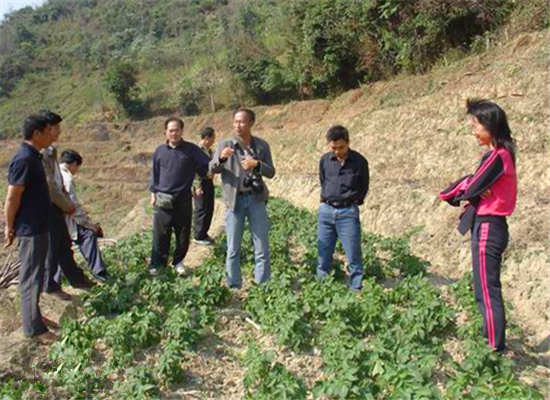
[{"x1": 439, "y1": 148, "x2": 517, "y2": 352}]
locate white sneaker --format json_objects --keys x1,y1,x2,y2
[
  {"x1": 149, "y1": 268, "x2": 159, "y2": 277},
  {"x1": 174, "y1": 262, "x2": 185, "y2": 276},
  {"x1": 193, "y1": 237, "x2": 214, "y2": 246}
]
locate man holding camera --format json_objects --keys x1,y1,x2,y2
[{"x1": 210, "y1": 108, "x2": 275, "y2": 289}]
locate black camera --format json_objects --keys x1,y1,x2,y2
[{"x1": 243, "y1": 174, "x2": 264, "y2": 194}]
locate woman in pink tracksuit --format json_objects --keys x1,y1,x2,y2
[{"x1": 439, "y1": 99, "x2": 517, "y2": 353}]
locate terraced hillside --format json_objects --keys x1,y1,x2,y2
[
  {"x1": 24, "y1": 29, "x2": 547, "y2": 345},
  {"x1": 0, "y1": 27, "x2": 547, "y2": 399}
]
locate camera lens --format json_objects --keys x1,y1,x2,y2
[
  {"x1": 251, "y1": 178, "x2": 264, "y2": 194},
  {"x1": 244, "y1": 175, "x2": 263, "y2": 194}
]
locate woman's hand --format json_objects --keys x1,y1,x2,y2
[{"x1": 480, "y1": 189, "x2": 492, "y2": 199}]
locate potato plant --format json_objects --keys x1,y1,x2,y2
[{"x1": 12, "y1": 197, "x2": 541, "y2": 399}]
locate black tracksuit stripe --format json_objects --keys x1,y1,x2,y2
[{"x1": 458, "y1": 153, "x2": 504, "y2": 201}]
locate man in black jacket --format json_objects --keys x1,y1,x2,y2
[
  {"x1": 149, "y1": 117, "x2": 210, "y2": 276},
  {"x1": 193, "y1": 127, "x2": 216, "y2": 245},
  {"x1": 317, "y1": 125, "x2": 369, "y2": 292}
]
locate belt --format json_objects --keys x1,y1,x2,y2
[
  {"x1": 238, "y1": 191, "x2": 253, "y2": 196},
  {"x1": 323, "y1": 200, "x2": 357, "y2": 208},
  {"x1": 474, "y1": 215, "x2": 507, "y2": 224}
]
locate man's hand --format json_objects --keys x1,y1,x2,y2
[
  {"x1": 4, "y1": 226, "x2": 14, "y2": 248},
  {"x1": 66, "y1": 203, "x2": 76, "y2": 215},
  {"x1": 195, "y1": 187, "x2": 204, "y2": 197},
  {"x1": 220, "y1": 147, "x2": 234, "y2": 160},
  {"x1": 4, "y1": 185, "x2": 24, "y2": 248},
  {"x1": 480, "y1": 189, "x2": 492, "y2": 199},
  {"x1": 241, "y1": 158, "x2": 259, "y2": 171},
  {"x1": 90, "y1": 223, "x2": 100, "y2": 234},
  {"x1": 151, "y1": 193, "x2": 156, "y2": 206}
]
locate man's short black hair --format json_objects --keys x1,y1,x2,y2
[
  {"x1": 165, "y1": 117, "x2": 184, "y2": 130},
  {"x1": 60, "y1": 149, "x2": 83, "y2": 166},
  {"x1": 326, "y1": 125, "x2": 349, "y2": 142},
  {"x1": 200, "y1": 127, "x2": 215, "y2": 139},
  {"x1": 22, "y1": 115, "x2": 51, "y2": 140},
  {"x1": 39, "y1": 109, "x2": 63, "y2": 125},
  {"x1": 233, "y1": 108, "x2": 255, "y2": 123}
]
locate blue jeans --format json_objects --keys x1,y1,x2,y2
[
  {"x1": 317, "y1": 203, "x2": 363, "y2": 290},
  {"x1": 225, "y1": 193, "x2": 271, "y2": 288}
]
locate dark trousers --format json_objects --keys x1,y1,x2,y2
[
  {"x1": 43, "y1": 205, "x2": 88, "y2": 293},
  {"x1": 75, "y1": 225, "x2": 106, "y2": 276},
  {"x1": 471, "y1": 217, "x2": 509, "y2": 352},
  {"x1": 150, "y1": 199, "x2": 192, "y2": 269},
  {"x1": 193, "y1": 179, "x2": 215, "y2": 240},
  {"x1": 18, "y1": 234, "x2": 49, "y2": 337}
]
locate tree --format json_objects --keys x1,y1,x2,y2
[
  {"x1": 102, "y1": 61, "x2": 145, "y2": 117},
  {"x1": 102, "y1": 61, "x2": 138, "y2": 106}
]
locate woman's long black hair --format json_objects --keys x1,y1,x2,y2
[{"x1": 466, "y1": 98, "x2": 516, "y2": 164}]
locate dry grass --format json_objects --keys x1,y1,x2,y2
[{"x1": 0, "y1": 27, "x2": 547, "y2": 397}]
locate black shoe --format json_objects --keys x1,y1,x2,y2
[
  {"x1": 72, "y1": 279, "x2": 96, "y2": 290},
  {"x1": 92, "y1": 272, "x2": 110, "y2": 283},
  {"x1": 47, "y1": 290, "x2": 72, "y2": 301}
]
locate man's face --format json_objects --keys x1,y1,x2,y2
[
  {"x1": 204, "y1": 133, "x2": 216, "y2": 149},
  {"x1": 34, "y1": 126, "x2": 52, "y2": 150},
  {"x1": 329, "y1": 139, "x2": 350, "y2": 160},
  {"x1": 165, "y1": 121, "x2": 183, "y2": 144},
  {"x1": 49, "y1": 123, "x2": 61, "y2": 143},
  {"x1": 67, "y1": 162, "x2": 80, "y2": 175},
  {"x1": 233, "y1": 112, "x2": 253, "y2": 137}
]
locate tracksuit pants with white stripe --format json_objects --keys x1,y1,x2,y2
[{"x1": 471, "y1": 216, "x2": 508, "y2": 352}]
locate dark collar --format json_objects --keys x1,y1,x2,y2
[
  {"x1": 329, "y1": 149, "x2": 355, "y2": 162},
  {"x1": 22, "y1": 142, "x2": 41, "y2": 157},
  {"x1": 165, "y1": 139, "x2": 186, "y2": 149},
  {"x1": 231, "y1": 135, "x2": 256, "y2": 149}
]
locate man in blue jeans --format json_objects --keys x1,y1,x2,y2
[
  {"x1": 210, "y1": 108, "x2": 275, "y2": 289},
  {"x1": 317, "y1": 125, "x2": 369, "y2": 291}
]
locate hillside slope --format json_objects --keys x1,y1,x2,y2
[
  {"x1": 1, "y1": 0, "x2": 548, "y2": 138},
  {"x1": 107, "y1": 30, "x2": 549, "y2": 345},
  {"x1": 0, "y1": 30, "x2": 547, "y2": 351}
]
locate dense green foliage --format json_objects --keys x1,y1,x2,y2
[
  {"x1": 0, "y1": 198, "x2": 544, "y2": 399},
  {"x1": 1, "y1": 0, "x2": 546, "y2": 136}
]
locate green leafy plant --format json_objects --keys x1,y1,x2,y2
[
  {"x1": 114, "y1": 365, "x2": 159, "y2": 400},
  {"x1": 243, "y1": 342, "x2": 307, "y2": 400},
  {"x1": 155, "y1": 340, "x2": 186, "y2": 388}
]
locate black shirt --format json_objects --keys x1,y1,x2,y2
[
  {"x1": 319, "y1": 149, "x2": 369, "y2": 205},
  {"x1": 149, "y1": 140, "x2": 210, "y2": 201},
  {"x1": 7, "y1": 143, "x2": 51, "y2": 236}
]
